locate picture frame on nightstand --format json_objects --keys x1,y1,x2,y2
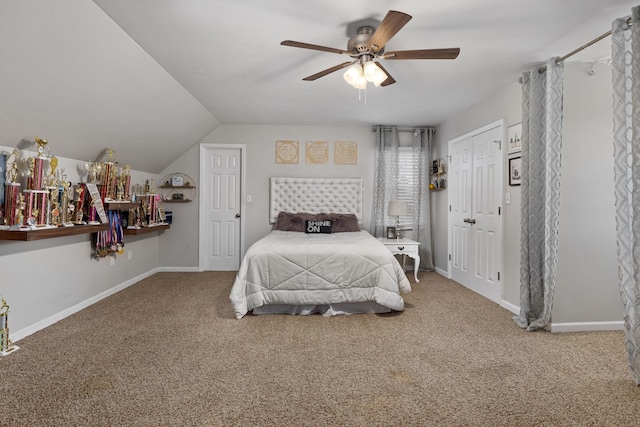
[{"x1": 386, "y1": 226, "x2": 397, "y2": 239}]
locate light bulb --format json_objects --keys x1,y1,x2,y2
[
  {"x1": 371, "y1": 67, "x2": 388, "y2": 87},
  {"x1": 363, "y1": 60, "x2": 379, "y2": 81},
  {"x1": 354, "y1": 74, "x2": 367, "y2": 90},
  {"x1": 343, "y1": 64, "x2": 363, "y2": 86}
]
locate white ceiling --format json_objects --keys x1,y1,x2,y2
[
  {"x1": 1, "y1": 0, "x2": 637, "y2": 172},
  {"x1": 93, "y1": 0, "x2": 635, "y2": 127}
]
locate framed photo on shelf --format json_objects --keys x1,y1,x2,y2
[
  {"x1": 386, "y1": 226, "x2": 397, "y2": 239},
  {"x1": 157, "y1": 206, "x2": 166, "y2": 222},
  {"x1": 507, "y1": 122, "x2": 522, "y2": 154},
  {"x1": 171, "y1": 175, "x2": 184, "y2": 187},
  {"x1": 509, "y1": 156, "x2": 522, "y2": 186}
]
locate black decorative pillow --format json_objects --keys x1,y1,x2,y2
[
  {"x1": 274, "y1": 212, "x2": 316, "y2": 232},
  {"x1": 317, "y1": 213, "x2": 360, "y2": 232},
  {"x1": 305, "y1": 219, "x2": 332, "y2": 234}
]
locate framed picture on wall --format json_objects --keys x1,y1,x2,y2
[
  {"x1": 509, "y1": 156, "x2": 522, "y2": 186},
  {"x1": 507, "y1": 122, "x2": 522, "y2": 154}
]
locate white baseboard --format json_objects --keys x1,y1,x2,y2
[
  {"x1": 156, "y1": 266, "x2": 201, "y2": 273},
  {"x1": 12, "y1": 267, "x2": 161, "y2": 343},
  {"x1": 500, "y1": 300, "x2": 520, "y2": 315},
  {"x1": 550, "y1": 321, "x2": 624, "y2": 333},
  {"x1": 435, "y1": 267, "x2": 449, "y2": 278}
]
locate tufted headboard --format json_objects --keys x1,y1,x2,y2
[{"x1": 269, "y1": 177, "x2": 364, "y2": 224}]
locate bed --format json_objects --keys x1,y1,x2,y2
[{"x1": 229, "y1": 177, "x2": 411, "y2": 319}]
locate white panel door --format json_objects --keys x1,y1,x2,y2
[
  {"x1": 203, "y1": 146, "x2": 242, "y2": 270},
  {"x1": 450, "y1": 137, "x2": 473, "y2": 285},
  {"x1": 449, "y1": 124, "x2": 503, "y2": 303}
]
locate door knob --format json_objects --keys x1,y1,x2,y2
[
  {"x1": 463, "y1": 218, "x2": 469, "y2": 223},
  {"x1": 235, "y1": 213, "x2": 241, "y2": 218},
  {"x1": 469, "y1": 219, "x2": 476, "y2": 225}
]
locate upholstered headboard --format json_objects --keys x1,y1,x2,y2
[{"x1": 269, "y1": 177, "x2": 364, "y2": 224}]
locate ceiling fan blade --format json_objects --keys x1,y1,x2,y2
[
  {"x1": 367, "y1": 10, "x2": 412, "y2": 52},
  {"x1": 302, "y1": 61, "x2": 355, "y2": 81},
  {"x1": 374, "y1": 62, "x2": 396, "y2": 87},
  {"x1": 281, "y1": 40, "x2": 350, "y2": 55},
  {"x1": 385, "y1": 48, "x2": 460, "y2": 60}
]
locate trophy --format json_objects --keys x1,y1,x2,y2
[
  {"x1": 0, "y1": 296, "x2": 18, "y2": 356},
  {"x1": 3, "y1": 150, "x2": 22, "y2": 227}
]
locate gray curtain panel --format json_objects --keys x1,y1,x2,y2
[
  {"x1": 370, "y1": 126, "x2": 399, "y2": 237},
  {"x1": 412, "y1": 128, "x2": 435, "y2": 270},
  {"x1": 612, "y1": 6, "x2": 640, "y2": 386},
  {"x1": 513, "y1": 57, "x2": 564, "y2": 332}
]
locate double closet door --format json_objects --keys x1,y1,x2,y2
[{"x1": 449, "y1": 123, "x2": 503, "y2": 303}]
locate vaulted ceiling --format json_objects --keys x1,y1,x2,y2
[{"x1": 1, "y1": 0, "x2": 636, "y2": 172}]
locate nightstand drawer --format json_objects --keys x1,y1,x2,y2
[{"x1": 385, "y1": 243, "x2": 419, "y2": 255}]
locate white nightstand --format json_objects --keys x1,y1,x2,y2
[{"x1": 378, "y1": 237, "x2": 420, "y2": 283}]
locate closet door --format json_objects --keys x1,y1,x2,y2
[
  {"x1": 449, "y1": 123, "x2": 503, "y2": 303},
  {"x1": 450, "y1": 137, "x2": 473, "y2": 286}
]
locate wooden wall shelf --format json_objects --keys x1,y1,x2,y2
[
  {"x1": 103, "y1": 201, "x2": 140, "y2": 210},
  {"x1": 0, "y1": 223, "x2": 109, "y2": 241},
  {"x1": 159, "y1": 172, "x2": 196, "y2": 203},
  {"x1": 123, "y1": 224, "x2": 170, "y2": 235}
]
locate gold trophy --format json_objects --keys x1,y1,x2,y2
[{"x1": 0, "y1": 296, "x2": 18, "y2": 356}]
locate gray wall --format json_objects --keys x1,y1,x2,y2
[
  {"x1": 553, "y1": 62, "x2": 621, "y2": 324},
  {"x1": 433, "y1": 62, "x2": 622, "y2": 325}
]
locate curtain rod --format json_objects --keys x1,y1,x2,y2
[
  {"x1": 527, "y1": 17, "x2": 632, "y2": 76},
  {"x1": 371, "y1": 127, "x2": 435, "y2": 133}
]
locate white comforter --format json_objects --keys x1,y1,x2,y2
[{"x1": 230, "y1": 230, "x2": 411, "y2": 319}]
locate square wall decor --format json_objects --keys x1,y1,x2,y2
[
  {"x1": 275, "y1": 140, "x2": 299, "y2": 164},
  {"x1": 334, "y1": 141, "x2": 358, "y2": 165},
  {"x1": 305, "y1": 141, "x2": 329, "y2": 165}
]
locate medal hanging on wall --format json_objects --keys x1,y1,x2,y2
[
  {"x1": 109, "y1": 211, "x2": 117, "y2": 253},
  {"x1": 113, "y1": 211, "x2": 125, "y2": 255}
]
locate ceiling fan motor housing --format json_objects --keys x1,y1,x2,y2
[{"x1": 347, "y1": 26, "x2": 384, "y2": 56}]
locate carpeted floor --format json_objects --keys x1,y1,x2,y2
[{"x1": 0, "y1": 271, "x2": 638, "y2": 426}]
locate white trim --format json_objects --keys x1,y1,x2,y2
[
  {"x1": 156, "y1": 266, "x2": 200, "y2": 273},
  {"x1": 500, "y1": 299, "x2": 520, "y2": 315},
  {"x1": 435, "y1": 266, "x2": 449, "y2": 278},
  {"x1": 12, "y1": 268, "x2": 160, "y2": 343},
  {"x1": 550, "y1": 321, "x2": 624, "y2": 333},
  {"x1": 199, "y1": 144, "x2": 246, "y2": 272}
]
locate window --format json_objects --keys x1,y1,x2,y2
[{"x1": 394, "y1": 148, "x2": 416, "y2": 230}]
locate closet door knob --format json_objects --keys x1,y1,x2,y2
[{"x1": 235, "y1": 213, "x2": 241, "y2": 218}]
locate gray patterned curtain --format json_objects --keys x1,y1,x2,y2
[
  {"x1": 612, "y1": 6, "x2": 640, "y2": 385},
  {"x1": 370, "y1": 126, "x2": 399, "y2": 237},
  {"x1": 513, "y1": 57, "x2": 564, "y2": 332},
  {"x1": 412, "y1": 128, "x2": 434, "y2": 270}
]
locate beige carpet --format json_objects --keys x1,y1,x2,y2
[{"x1": 0, "y1": 271, "x2": 638, "y2": 426}]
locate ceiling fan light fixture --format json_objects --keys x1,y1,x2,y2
[
  {"x1": 343, "y1": 64, "x2": 363, "y2": 86},
  {"x1": 353, "y1": 74, "x2": 367, "y2": 90},
  {"x1": 363, "y1": 60, "x2": 378, "y2": 80},
  {"x1": 371, "y1": 66, "x2": 388, "y2": 87}
]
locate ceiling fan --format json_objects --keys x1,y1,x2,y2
[{"x1": 281, "y1": 10, "x2": 460, "y2": 88}]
